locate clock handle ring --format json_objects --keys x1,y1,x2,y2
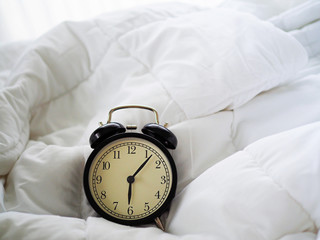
[{"x1": 107, "y1": 105, "x2": 160, "y2": 124}]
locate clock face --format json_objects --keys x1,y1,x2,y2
[{"x1": 83, "y1": 133, "x2": 177, "y2": 225}]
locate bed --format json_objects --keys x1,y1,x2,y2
[{"x1": 1, "y1": 0, "x2": 320, "y2": 239}]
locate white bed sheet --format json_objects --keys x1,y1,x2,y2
[{"x1": 1, "y1": 1, "x2": 320, "y2": 239}]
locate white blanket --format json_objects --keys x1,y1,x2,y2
[{"x1": 1, "y1": 1, "x2": 320, "y2": 239}]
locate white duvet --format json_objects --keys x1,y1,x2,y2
[{"x1": 1, "y1": 1, "x2": 320, "y2": 239}]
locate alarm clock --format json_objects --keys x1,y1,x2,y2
[{"x1": 83, "y1": 105, "x2": 178, "y2": 230}]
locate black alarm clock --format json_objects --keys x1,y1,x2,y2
[{"x1": 83, "y1": 105, "x2": 178, "y2": 230}]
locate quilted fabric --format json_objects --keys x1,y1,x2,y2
[{"x1": 1, "y1": 2, "x2": 320, "y2": 239}]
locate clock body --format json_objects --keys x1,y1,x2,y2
[{"x1": 83, "y1": 132, "x2": 177, "y2": 226}]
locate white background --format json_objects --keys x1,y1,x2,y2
[{"x1": 0, "y1": 0, "x2": 223, "y2": 43}]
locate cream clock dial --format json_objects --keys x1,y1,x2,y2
[{"x1": 83, "y1": 133, "x2": 177, "y2": 226}]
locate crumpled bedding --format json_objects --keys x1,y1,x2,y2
[{"x1": 1, "y1": 1, "x2": 320, "y2": 239}]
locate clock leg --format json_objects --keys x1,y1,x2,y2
[{"x1": 154, "y1": 217, "x2": 165, "y2": 231}]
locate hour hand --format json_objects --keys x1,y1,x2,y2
[
  {"x1": 128, "y1": 182, "x2": 132, "y2": 205},
  {"x1": 127, "y1": 176, "x2": 135, "y2": 205}
]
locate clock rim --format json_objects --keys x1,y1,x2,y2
[{"x1": 83, "y1": 132, "x2": 178, "y2": 226}]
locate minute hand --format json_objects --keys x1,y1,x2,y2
[{"x1": 132, "y1": 155, "x2": 153, "y2": 177}]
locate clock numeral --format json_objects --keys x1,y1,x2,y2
[
  {"x1": 160, "y1": 175, "x2": 166, "y2": 184},
  {"x1": 113, "y1": 201, "x2": 119, "y2": 210},
  {"x1": 101, "y1": 190, "x2": 107, "y2": 199},
  {"x1": 113, "y1": 151, "x2": 120, "y2": 159},
  {"x1": 128, "y1": 146, "x2": 136, "y2": 154},
  {"x1": 155, "y1": 160, "x2": 161, "y2": 169},
  {"x1": 127, "y1": 206, "x2": 134, "y2": 215},
  {"x1": 155, "y1": 191, "x2": 160, "y2": 199},
  {"x1": 144, "y1": 202, "x2": 150, "y2": 211},
  {"x1": 103, "y1": 161, "x2": 110, "y2": 170},
  {"x1": 96, "y1": 175, "x2": 102, "y2": 184}
]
